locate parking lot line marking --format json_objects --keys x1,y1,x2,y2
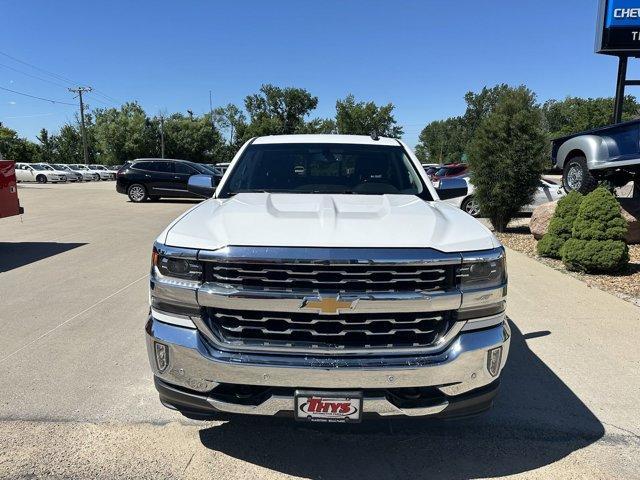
[{"x1": 0, "y1": 274, "x2": 149, "y2": 364}]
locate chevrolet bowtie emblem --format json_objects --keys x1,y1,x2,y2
[{"x1": 300, "y1": 296, "x2": 356, "y2": 315}]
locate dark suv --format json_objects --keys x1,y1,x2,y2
[{"x1": 116, "y1": 159, "x2": 214, "y2": 202}]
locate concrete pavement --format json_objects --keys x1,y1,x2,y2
[{"x1": 0, "y1": 182, "x2": 638, "y2": 479}]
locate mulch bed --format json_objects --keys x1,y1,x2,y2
[{"x1": 495, "y1": 218, "x2": 640, "y2": 307}]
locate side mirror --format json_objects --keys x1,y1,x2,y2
[
  {"x1": 436, "y1": 178, "x2": 468, "y2": 200},
  {"x1": 188, "y1": 174, "x2": 217, "y2": 198}
]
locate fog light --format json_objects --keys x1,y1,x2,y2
[
  {"x1": 155, "y1": 342, "x2": 169, "y2": 373},
  {"x1": 487, "y1": 347, "x2": 503, "y2": 377}
]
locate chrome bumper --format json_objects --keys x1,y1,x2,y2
[{"x1": 146, "y1": 316, "x2": 510, "y2": 417}]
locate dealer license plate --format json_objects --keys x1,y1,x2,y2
[{"x1": 294, "y1": 391, "x2": 363, "y2": 423}]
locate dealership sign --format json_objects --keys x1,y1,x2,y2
[{"x1": 597, "y1": 0, "x2": 640, "y2": 54}]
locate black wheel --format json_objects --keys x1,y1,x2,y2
[
  {"x1": 461, "y1": 196, "x2": 481, "y2": 217},
  {"x1": 127, "y1": 184, "x2": 148, "y2": 202},
  {"x1": 36, "y1": 174, "x2": 47, "y2": 184},
  {"x1": 563, "y1": 156, "x2": 597, "y2": 194},
  {"x1": 93, "y1": 174, "x2": 100, "y2": 181}
]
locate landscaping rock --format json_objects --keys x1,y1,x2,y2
[
  {"x1": 530, "y1": 202, "x2": 557, "y2": 240},
  {"x1": 531, "y1": 198, "x2": 640, "y2": 244}
]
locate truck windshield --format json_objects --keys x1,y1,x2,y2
[{"x1": 219, "y1": 143, "x2": 429, "y2": 198}]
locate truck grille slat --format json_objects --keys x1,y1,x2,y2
[
  {"x1": 205, "y1": 308, "x2": 452, "y2": 351},
  {"x1": 208, "y1": 262, "x2": 452, "y2": 293}
]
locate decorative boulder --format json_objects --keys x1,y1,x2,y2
[{"x1": 531, "y1": 197, "x2": 640, "y2": 245}]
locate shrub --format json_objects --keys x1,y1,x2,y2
[
  {"x1": 467, "y1": 86, "x2": 548, "y2": 232},
  {"x1": 561, "y1": 187, "x2": 629, "y2": 273},
  {"x1": 537, "y1": 191, "x2": 583, "y2": 258}
]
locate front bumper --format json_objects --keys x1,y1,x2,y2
[{"x1": 146, "y1": 316, "x2": 510, "y2": 418}]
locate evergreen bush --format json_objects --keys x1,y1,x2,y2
[
  {"x1": 561, "y1": 188, "x2": 629, "y2": 273},
  {"x1": 537, "y1": 191, "x2": 583, "y2": 258}
]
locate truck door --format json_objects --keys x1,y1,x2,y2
[{"x1": 0, "y1": 161, "x2": 23, "y2": 218}]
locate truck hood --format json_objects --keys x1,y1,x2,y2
[{"x1": 161, "y1": 193, "x2": 499, "y2": 253}]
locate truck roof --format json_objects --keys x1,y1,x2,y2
[{"x1": 252, "y1": 134, "x2": 401, "y2": 147}]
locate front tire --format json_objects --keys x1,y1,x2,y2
[
  {"x1": 128, "y1": 184, "x2": 148, "y2": 203},
  {"x1": 36, "y1": 175, "x2": 47, "y2": 184},
  {"x1": 563, "y1": 157, "x2": 597, "y2": 194},
  {"x1": 461, "y1": 196, "x2": 481, "y2": 217}
]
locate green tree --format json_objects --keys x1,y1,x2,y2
[
  {"x1": 416, "y1": 84, "x2": 511, "y2": 163},
  {"x1": 0, "y1": 124, "x2": 40, "y2": 163},
  {"x1": 93, "y1": 102, "x2": 158, "y2": 164},
  {"x1": 335, "y1": 94, "x2": 403, "y2": 137},
  {"x1": 244, "y1": 84, "x2": 319, "y2": 137},
  {"x1": 415, "y1": 117, "x2": 466, "y2": 163},
  {"x1": 537, "y1": 191, "x2": 584, "y2": 258},
  {"x1": 543, "y1": 96, "x2": 640, "y2": 139},
  {"x1": 467, "y1": 86, "x2": 548, "y2": 232},
  {"x1": 50, "y1": 124, "x2": 84, "y2": 164},
  {"x1": 562, "y1": 187, "x2": 629, "y2": 272},
  {"x1": 161, "y1": 113, "x2": 222, "y2": 163},
  {"x1": 213, "y1": 103, "x2": 247, "y2": 146},
  {"x1": 36, "y1": 128, "x2": 55, "y2": 163}
]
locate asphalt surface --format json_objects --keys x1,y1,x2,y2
[{"x1": 0, "y1": 181, "x2": 639, "y2": 479}]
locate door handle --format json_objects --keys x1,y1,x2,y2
[{"x1": 145, "y1": 174, "x2": 151, "y2": 178}]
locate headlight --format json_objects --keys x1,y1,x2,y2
[
  {"x1": 458, "y1": 249, "x2": 506, "y2": 291},
  {"x1": 152, "y1": 247, "x2": 203, "y2": 281}
]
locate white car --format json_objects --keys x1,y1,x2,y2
[
  {"x1": 445, "y1": 176, "x2": 565, "y2": 217},
  {"x1": 89, "y1": 164, "x2": 117, "y2": 180},
  {"x1": 69, "y1": 164, "x2": 103, "y2": 181},
  {"x1": 15, "y1": 163, "x2": 67, "y2": 183},
  {"x1": 36, "y1": 163, "x2": 81, "y2": 182},
  {"x1": 52, "y1": 164, "x2": 94, "y2": 182}
]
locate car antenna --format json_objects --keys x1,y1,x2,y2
[{"x1": 370, "y1": 131, "x2": 380, "y2": 141}]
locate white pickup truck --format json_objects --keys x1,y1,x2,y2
[{"x1": 146, "y1": 134, "x2": 510, "y2": 423}]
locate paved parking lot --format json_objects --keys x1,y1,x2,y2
[{"x1": 1, "y1": 182, "x2": 639, "y2": 479}]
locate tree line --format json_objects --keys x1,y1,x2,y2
[
  {"x1": 0, "y1": 82, "x2": 638, "y2": 166},
  {"x1": 0, "y1": 85, "x2": 403, "y2": 165}
]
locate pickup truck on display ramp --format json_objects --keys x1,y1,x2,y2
[
  {"x1": 146, "y1": 134, "x2": 510, "y2": 423},
  {"x1": 552, "y1": 119, "x2": 640, "y2": 194}
]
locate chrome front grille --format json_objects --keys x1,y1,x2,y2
[
  {"x1": 208, "y1": 262, "x2": 452, "y2": 293},
  {"x1": 205, "y1": 308, "x2": 453, "y2": 351}
]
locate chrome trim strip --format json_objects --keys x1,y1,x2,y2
[
  {"x1": 461, "y1": 247, "x2": 506, "y2": 264},
  {"x1": 196, "y1": 283, "x2": 462, "y2": 314},
  {"x1": 205, "y1": 394, "x2": 448, "y2": 417},
  {"x1": 151, "y1": 308, "x2": 197, "y2": 329},
  {"x1": 460, "y1": 313, "x2": 505, "y2": 332},
  {"x1": 460, "y1": 285, "x2": 507, "y2": 310},
  {"x1": 197, "y1": 246, "x2": 463, "y2": 266}
]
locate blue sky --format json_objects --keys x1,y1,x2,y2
[{"x1": 0, "y1": 0, "x2": 636, "y2": 147}]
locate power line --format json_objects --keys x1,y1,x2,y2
[
  {"x1": 0, "y1": 50, "x2": 120, "y2": 105},
  {"x1": 0, "y1": 50, "x2": 76, "y2": 85},
  {"x1": 0, "y1": 86, "x2": 75, "y2": 106},
  {"x1": 0, "y1": 62, "x2": 70, "y2": 89},
  {"x1": 69, "y1": 86, "x2": 92, "y2": 165}
]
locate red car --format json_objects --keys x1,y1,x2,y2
[
  {"x1": 0, "y1": 160, "x2": 23, "y2": 219},
  {"x1": 430, "y1": 163, "x2": 469, "y2": 182}
]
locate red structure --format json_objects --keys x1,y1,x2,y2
[{"x1": 0, "y1": 160, "x2": 23, "y2": 218}]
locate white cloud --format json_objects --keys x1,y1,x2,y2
[{"x1": 8, "y1": 101, "x2": 16, "y2": 105}]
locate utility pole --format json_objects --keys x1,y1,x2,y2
[
  {"x1": 159, "y1": 114, "x2": 165, "y2": 159},
  {"x1": 69, "y1": 86, "x2": 92, "y2": 165}
]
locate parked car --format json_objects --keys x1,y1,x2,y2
[
  {"x1": 116, "y1": 158, "x2": 216, "y2": 202},
  {"x1": 422, "y1": 163, "x2": 441, "y2": 177},
  {"x1": 0, "y1": 160, "x2": 23, "y2": 218},
  {"x1": 430, "y1": 163, "x2": 469, "y2": 182},
  {"x1": 37, "y1": 163, "x2": 80, "y2": 182},
  {"x1": 446, "y1": 177, "x2": 565, "y2": 217},
  {"x1": 15, "y1": 163, "x2": 67, "y2": 183},
  {"x1": 552, "y1": 119, "x2": 640, "y2": 193},
  {"x1": 89, "y1": 164, "x2": 117, "y2": 180},
  {"x1": 68, "y1": 164, "x2": 102, "y2": 181},
  {"x1": 146, "y1": 134, "x2": 510, "y2": 422},
  {"x1": 52, "y1": 164, "x2": 93, "y2": 182}
]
